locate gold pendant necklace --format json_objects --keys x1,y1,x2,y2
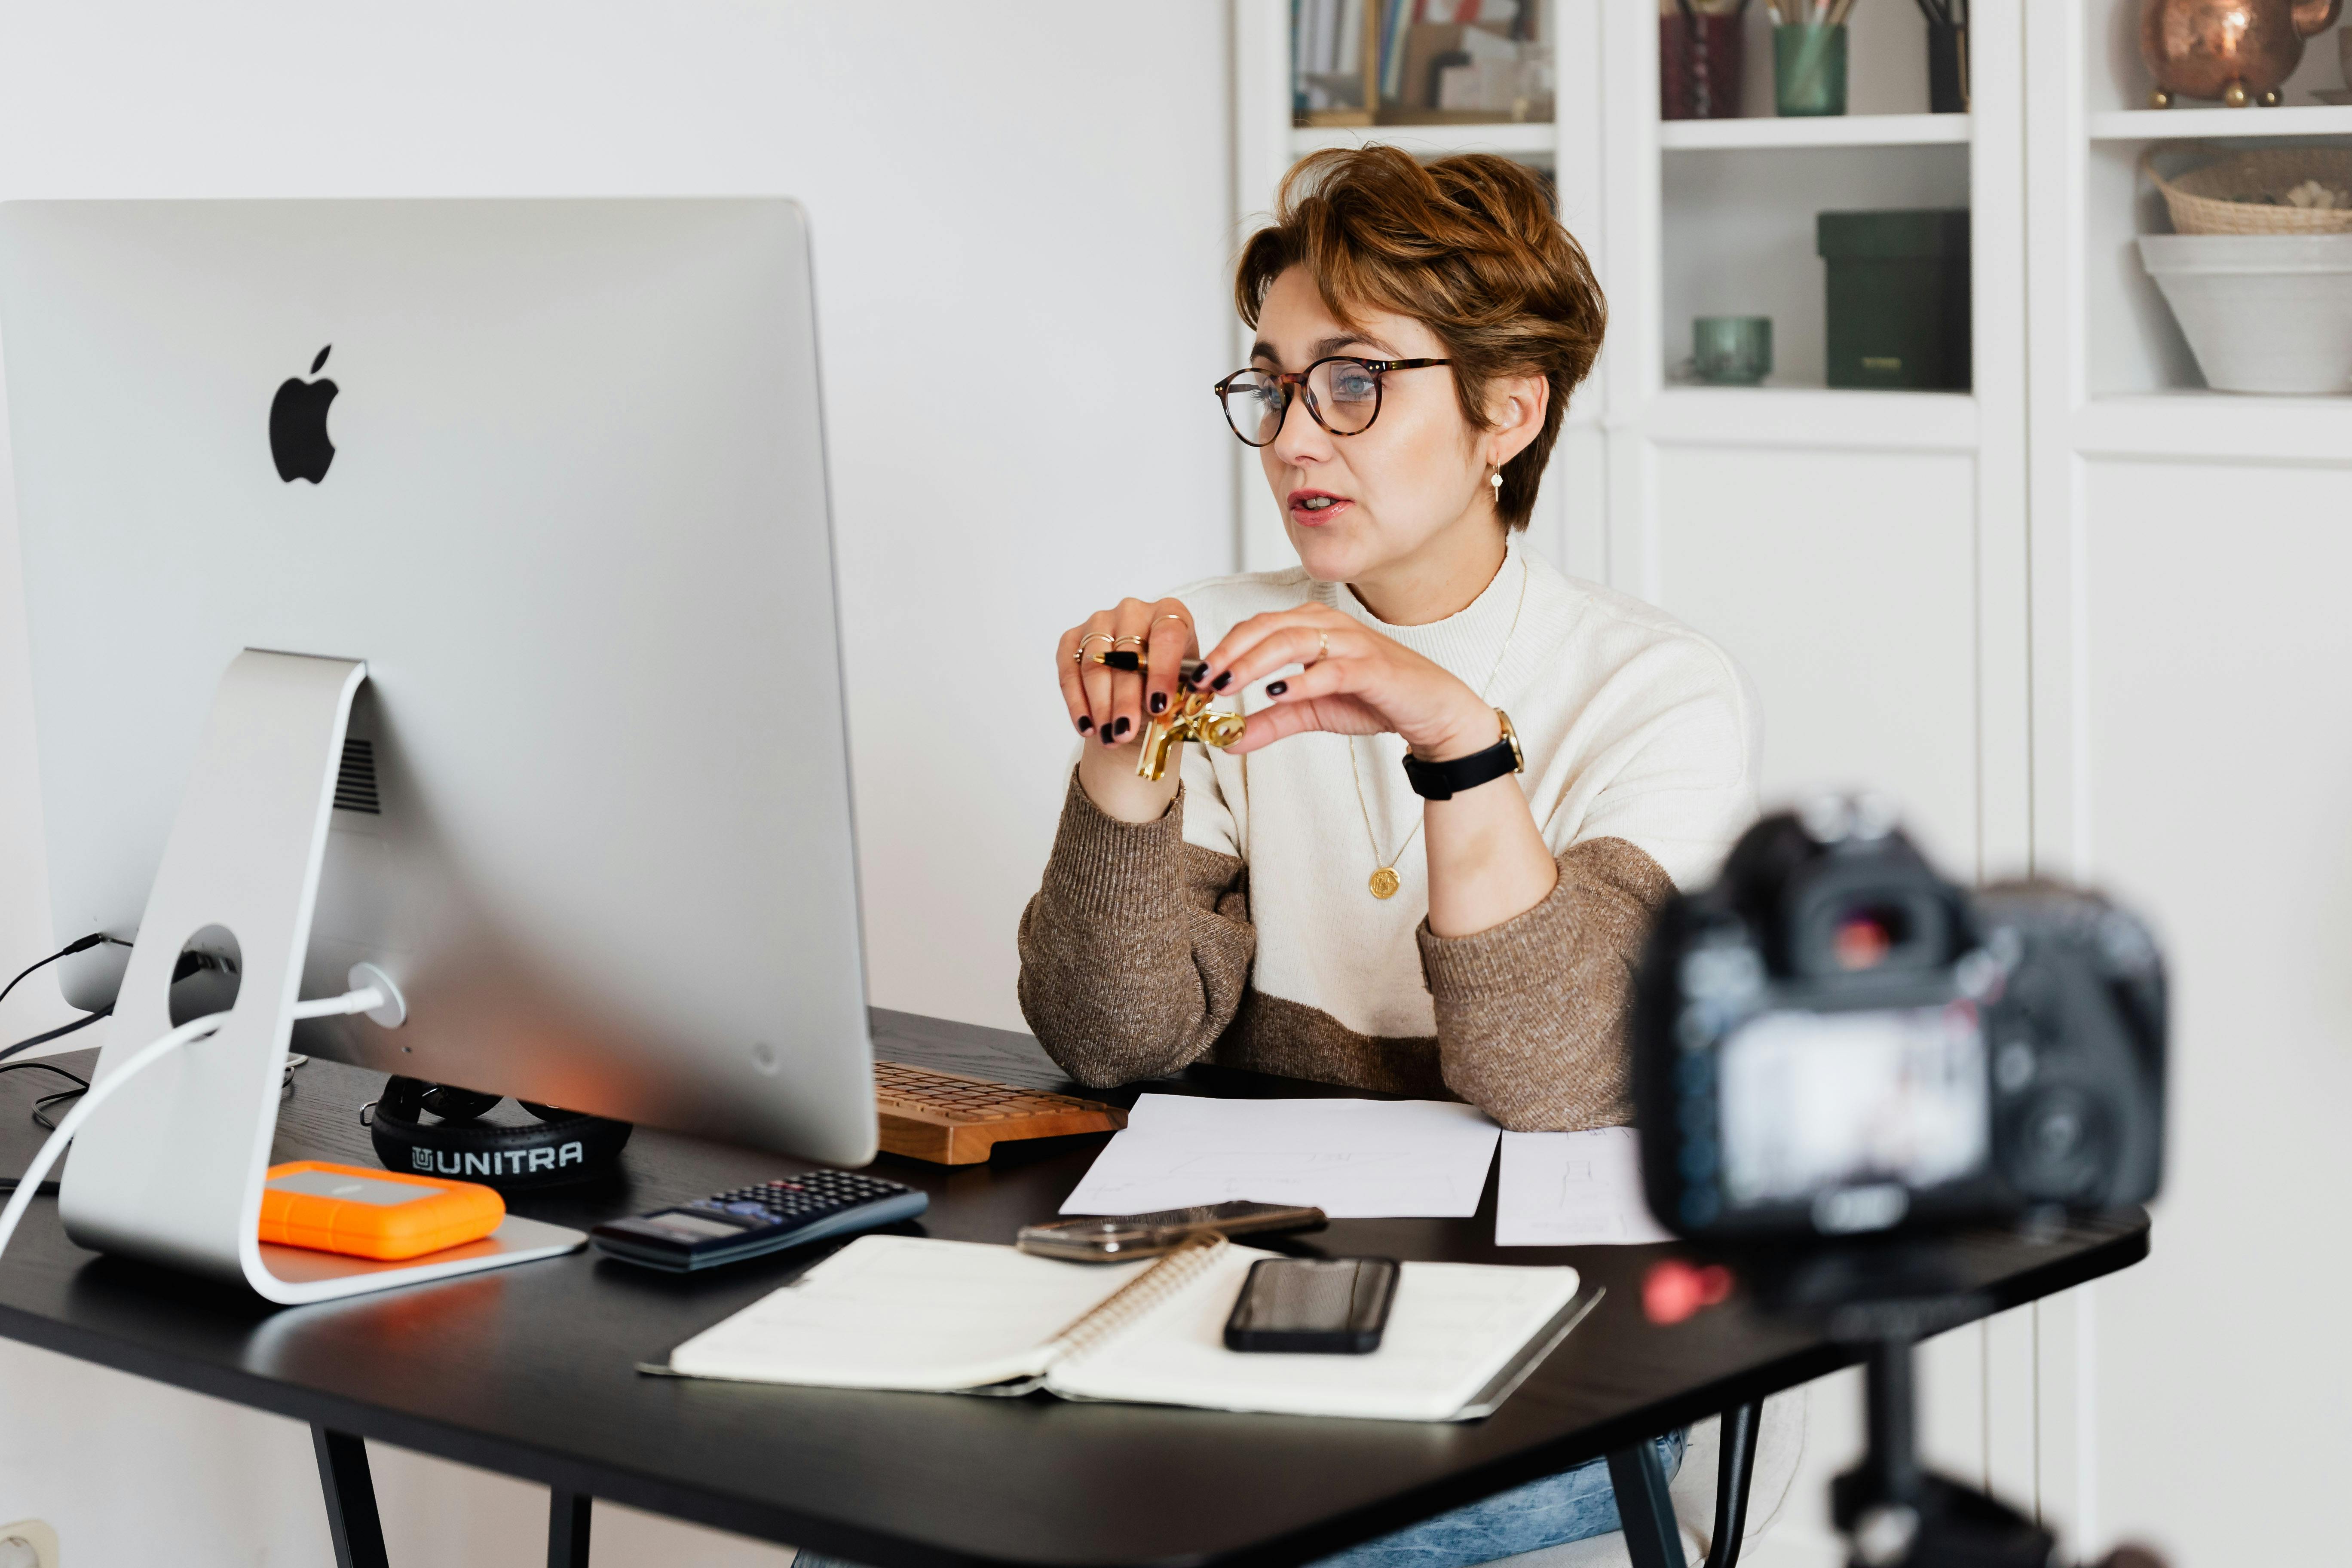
[{"x1": 1346, "y1": 556, "x2": 1530, "y2": 901}]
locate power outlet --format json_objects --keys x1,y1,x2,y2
[{"x1": 0, "y1": 1520, "x2": 57, "y2": 1568}]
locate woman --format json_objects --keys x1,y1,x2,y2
[
  {"x1": 1022, "y1": 148, "x2": 1756, "y2": 1128},
  {"x1": 1014, "y1": 148, "x2": 1758, "y2": 1567}
]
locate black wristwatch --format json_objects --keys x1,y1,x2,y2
[{"x1": 1401, "y1": 709, "x2": 1524, "y2": 801}]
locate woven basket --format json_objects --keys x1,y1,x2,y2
[{"x1": 2144, "y1": 145, "x2": 2352, "y2": 236}]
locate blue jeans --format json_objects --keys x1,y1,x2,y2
[
  {"x1": 1308, "y1": 1430, "x2": 1686, "y2": 1568},
  {"x1": 791, "y1": 1430, "x2": 1683, "y2": 1568}
]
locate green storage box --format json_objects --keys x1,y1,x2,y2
[{"x1": 1817, "y1": 209, "x2": 1971, "y2": 392}]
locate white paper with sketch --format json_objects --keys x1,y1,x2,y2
[
  {"x1": 1496, "y1": 1128, "x2": 1675, "y2": 1246},
  {"x1": 1058, "y1": 1094, "x2": 1502, "y2": 1219}
]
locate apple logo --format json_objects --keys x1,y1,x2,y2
[{"x1": 269, "y1": 345, "x2": 338, "y2": 484}]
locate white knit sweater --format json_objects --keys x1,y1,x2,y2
[{"x1": 1170, "y1": 536, "x2": 1761, "y2": 1045}]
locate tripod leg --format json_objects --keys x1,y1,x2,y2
[
  {"x1": 1864, "y1": 1338, "x2": 1920, "y2": 1504},
  {"x1": 548, "y1": 1487, "x2": 592, "y2": 1568},
  {"x1": 1704, "y1": 1403, "x2": 1761, "y2": 1568},
  {"x1": 311, "y1": 1426, "x2": 391, "y2": 1568},
  {"x1": 1608, "y1": 1439, "x2": 1688, "y2": 1568}
]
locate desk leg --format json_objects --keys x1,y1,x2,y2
[
  {"x1": 1607, "y1": 1440, "x2": 1686, "y2": 1568},
  {"x1": 311, "y1": 1427, "x2": 391, "y2": 1568},
  {"x1": 1705, "y1": 1403, "x2": 1760, "y2": 1568},
  {"x1": 548, "y1": 1488, "x2": 592, "y2": 1568}
]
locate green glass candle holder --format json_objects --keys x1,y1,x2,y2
[
  {"x1": 1693, "y1": 317, "x2": 1773, "y2": 386},
  {"x1": 1774, "y1": 24, "x2": 1848, "y2": 118}
]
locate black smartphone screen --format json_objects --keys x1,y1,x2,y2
[{"x1": 1223, "y1": 1256, "x2": 1399, "y2": 1354}]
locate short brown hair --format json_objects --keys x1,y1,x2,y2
[{"x1": 1234, "y1": 147, "x2": 1605, "y2": 531}]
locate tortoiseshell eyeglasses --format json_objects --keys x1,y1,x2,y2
[{"x1": 1213, "y1": 357, "x2": 1452, "y2": 447}]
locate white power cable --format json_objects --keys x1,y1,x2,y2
[
  {"x1": 0, "y1": 983, "x2": 389, "y2": 1265},
  {"x1": 292, "y1": 983, "x2": 387, "y2": 1021}
]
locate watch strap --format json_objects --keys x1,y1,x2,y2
[{"x1": 1402, "y1": 710, "x2": 1524, "y2": 802}]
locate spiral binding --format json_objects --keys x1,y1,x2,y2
[{"x1": 1046, "y1": 1234, "x2": 1231, "y2": 1368}]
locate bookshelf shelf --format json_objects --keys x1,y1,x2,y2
[
  {"x1": 2073, "y1": 392, "x2": 2352, "y2": 461},
  {"x1": 2088, "y1": 105, "x2": 2352, "y2": 142},
  {"x1": 1644, "y1": 386, "x2": 1980, "y2": 453},
  {"x1": 1660, "y1": 113, "x2": 1972, "y2": 153},
  {"x1": 1290, "y1": 121, "x2": 1555, "y2": 157}
]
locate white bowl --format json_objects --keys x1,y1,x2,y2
[{"x1": 2138, "y1": 233, "x2": 2352, "y2": 395}]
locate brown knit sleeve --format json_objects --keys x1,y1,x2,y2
[
  {"x1": 1414, "y1": 835, "x2": 1674, "y2": 1132},
  {"x1": 1016, "y1": 771, "x2": 1256, "y2": 1088}
]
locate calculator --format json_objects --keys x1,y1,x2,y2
[{"x1": 588, "y1": 1170, "x2": 928, "y2": 1272}]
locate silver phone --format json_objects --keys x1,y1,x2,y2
[{"x1": 1016, "y1": 1201, "x2": 1326, "y2": 1262}]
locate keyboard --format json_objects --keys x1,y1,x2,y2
[
  {"x1": 873, "y1": 1060, "x2": 1127, "y2": 1165},
  {"x1": 588, "y1": 1169, "x2": 928, "y2": 1272}
]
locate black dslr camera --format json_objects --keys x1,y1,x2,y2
[{"x1": 1632, "y1": 796, "x2": 2165, "y2": 1242}]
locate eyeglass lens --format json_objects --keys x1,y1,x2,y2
[{"x1": 1222, "y1": 360, "x2": 1384, "y2": 447}]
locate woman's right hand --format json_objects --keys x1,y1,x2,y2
[{"x1": 1056, "y1": 596, "x2": 1196, "y2": 822}]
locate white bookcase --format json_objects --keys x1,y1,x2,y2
[
  {"x1": 1237, "y1": 3, "x2": 2352, "y2": 1562},
  {"x1": 2020, "y1": 12, "x2": 2352, "y2": 1564}
]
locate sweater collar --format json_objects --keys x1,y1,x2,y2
[{"x1": 1314, "y1": 533, "x2": 1529, "y2": 689}]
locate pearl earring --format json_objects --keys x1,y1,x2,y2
[{"x1": 1489, "y1": 470, "x2": 1503, "y2": 494}]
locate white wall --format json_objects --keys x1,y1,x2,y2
[{"x1": 0, "y1": 4, "x2": 1238, "y2": 1563}]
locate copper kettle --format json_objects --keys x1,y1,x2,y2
[{"x1": 2142, "y1": 0, "x2": 2345, "y2": 107}]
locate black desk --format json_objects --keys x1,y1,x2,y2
[{"x1": 0, "y1": 1009, "x2": 2147, "y2": 1568}]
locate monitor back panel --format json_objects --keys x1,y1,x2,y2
[{"x1": 0, "y1": 198, "x2": 877, "y2": 1165}]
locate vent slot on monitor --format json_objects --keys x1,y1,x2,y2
[{"x1": 334, "y1": 738, "x2": 381, "y2": 815}]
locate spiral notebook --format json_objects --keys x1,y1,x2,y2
[{"x1": 647, "y1": 1234, "x2": 1595, "y2": 1422}]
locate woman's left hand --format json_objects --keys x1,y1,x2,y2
[{"x1": 1192, "y1": 605, "x2": 1501, "y2": 762}]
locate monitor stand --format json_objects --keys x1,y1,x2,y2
[{"x1": 57, "y1": 650, "x2": 585, "y2": 1303}]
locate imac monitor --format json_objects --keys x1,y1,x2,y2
[{"x1": 0, "y1": 199, "x2": 879, "y2": 1168}]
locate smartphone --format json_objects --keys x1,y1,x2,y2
[
  {"x1": 1223, "y1": 1256, "x2": 1399, "y2": 1354},
  {"x1": 1016, "y1": 1201, "x2": 1325, "y2": 1262}
]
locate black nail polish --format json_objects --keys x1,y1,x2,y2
[
  {"x1": 1212, "y1": 671, "x2": 1232, "y2": 690},
  {"x1": 1076, "y1": 716, "x2": 1093, "y2": 734},
  {"x1": 1114, "y1": 716, "x2": 1132, "y2": 738},
  {"x1": 1149, "y1": 692, "x2": 1168, "y2": 714},
  {"x1": 1267, "y1": 680, "x2": 1287, "y2": 697},
  {"x1": 1101, "y1": 725, "x2": 1118, "y2": 745}
]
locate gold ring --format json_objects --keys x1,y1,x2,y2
[
  {"x1": 1112, "y1": 635, "x2": 1146, "y2": 649},
  {"x1": 1075, "y1": 632, "x2": 1114, "y2": 664},
  {"x1": 1315, "y1": 630, "x2": 1330, "y2": 663},
  {"x1": 1151, "y1": 613, "x2": 1192, "y2": 637}
]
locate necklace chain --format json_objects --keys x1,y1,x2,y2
[{"x1": 1347, "y1": 554, "x2": 1530, "y2": 900}]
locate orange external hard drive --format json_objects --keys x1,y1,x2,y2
[{"x1": 258, "y1": 1161, "x2": 506, "y2": 1261}]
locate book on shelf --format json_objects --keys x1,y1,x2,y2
[{"x1": 1295, "y1": 0, "x2": 1550, "y2": 126}]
